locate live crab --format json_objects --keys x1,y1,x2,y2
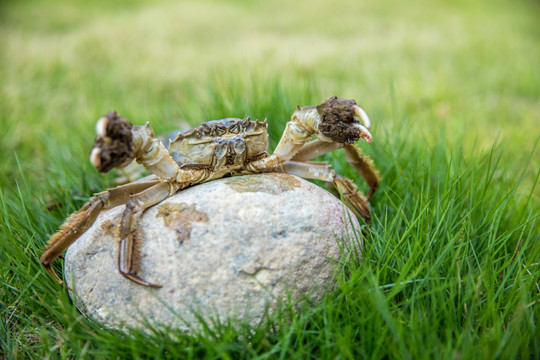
[{"x1": 41, "y1": 96, "x2": 379, "y2": 288}]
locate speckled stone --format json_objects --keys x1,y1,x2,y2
[{"x1": 64, "y1": 173, "x2": 362, "y2": 331}]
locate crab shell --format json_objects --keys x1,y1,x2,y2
[{"x1": 168, "y1": 118, "x2": 269, "y2": 171}]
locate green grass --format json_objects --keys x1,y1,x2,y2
[{"x1": 1, "y1": 0, "x2": 539, "y2": 358}]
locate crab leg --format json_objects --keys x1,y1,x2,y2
[
  {"x1": 290, "y1": 139, "x2": 343, "y2": 162},
  {"x1": 41, "y1": 179, "x2": 160, "y2": 285},
  {"x1": 290, "y1": 140, "x2": 379, "y2": 200},
  {"x1": 277, "y1": 136, "x2": 380, "y2": 223},
  {"x1": 343, "y1": 144, "x2": 379, "y2": 200},
  {"x1": 331, "y1": 175, "x2": 372, "y2": 223},
  {"x1": 280, "y1": 161, "x2": 371, "y2": 223},
  {"x1": 118, "y1": 181, "x2": 180, "y2": 288},
  {"x1": 247, "y1": 117, "x2": 314, "y2": 172}
]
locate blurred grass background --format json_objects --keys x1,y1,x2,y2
[{"x1": 1, "y1": 0, "x2": 539, "y2": 358}]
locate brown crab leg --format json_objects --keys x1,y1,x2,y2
[
  {"x1": 331, "y1": 175, "x2": 371, "y2": 224},
  {"x1": 343, "y1": 144, "x2": 379, "y2": 201},
  {"x1": 41, "y1": 179, "x2": 160, "y2": 285},
  {"x1": 118, "y1": 181, "x2": 180, "y2": 288}
]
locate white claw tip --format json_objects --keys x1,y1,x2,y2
[
  {"x1": 96, "y1": 116, "x2": 108, "y2": 137},
  {"x1": 90, "y1": 147, "x2": 101, "y2": 168},
  {"x1": 353, "y1": 105, "x2": 371, "y2": 129},
  {"x1": 354, "y1": 122, "x2": 373, "y2": 144}
]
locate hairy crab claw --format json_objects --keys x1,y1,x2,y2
[
  {"x1": 90, "y1": 111, "x2": 135, "y2": 172},
  {"x1": 315, "y1": 96, "x2": 373, "y2": 145}
]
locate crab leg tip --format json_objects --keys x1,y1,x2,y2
[
  {"x1": 44, "y1": 264, "x2": 65, "y2": 285},
  {"x1": 353, "y1": 105, "x2": 371, "y2": 129}
]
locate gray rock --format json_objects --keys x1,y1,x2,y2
[{"x1": 64, "y1": 173, "x2": 362, "y2": 331}]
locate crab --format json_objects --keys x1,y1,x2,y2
[{"x1": 41, "y1": 96, "x2": 379, "y2": 288}]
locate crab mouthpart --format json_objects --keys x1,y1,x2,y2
[
  {"x1": 90, "y1": 147, "x2": 102, "y2": 168},
  {"x1": 354, "y1": 123, "x2": 372, "y2": 144},
  {"x1": 353, "y1": 105, "x2": 371, "y2": 129}
]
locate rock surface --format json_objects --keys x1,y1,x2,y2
[{"x1": 65, "y1": 173, "x2": 362, "y2": 331}]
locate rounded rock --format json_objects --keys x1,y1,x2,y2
[{"x1": 65, "y1": 173, "x2": 362, "y2": 330}]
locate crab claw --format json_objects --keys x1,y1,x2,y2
[
  {"x1": 354, "y1": 123, "x2": 373, "y2": 144},
  {"x1": 90, "y1": 111, "x2": 135, "y2": 173},
  {"x1": 353, "y1": 105, "x2": 371, "y2": 129}
]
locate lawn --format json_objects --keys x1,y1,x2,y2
[{"x1": 1, "y1": 0, "x2": 539, "y2": 358}]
